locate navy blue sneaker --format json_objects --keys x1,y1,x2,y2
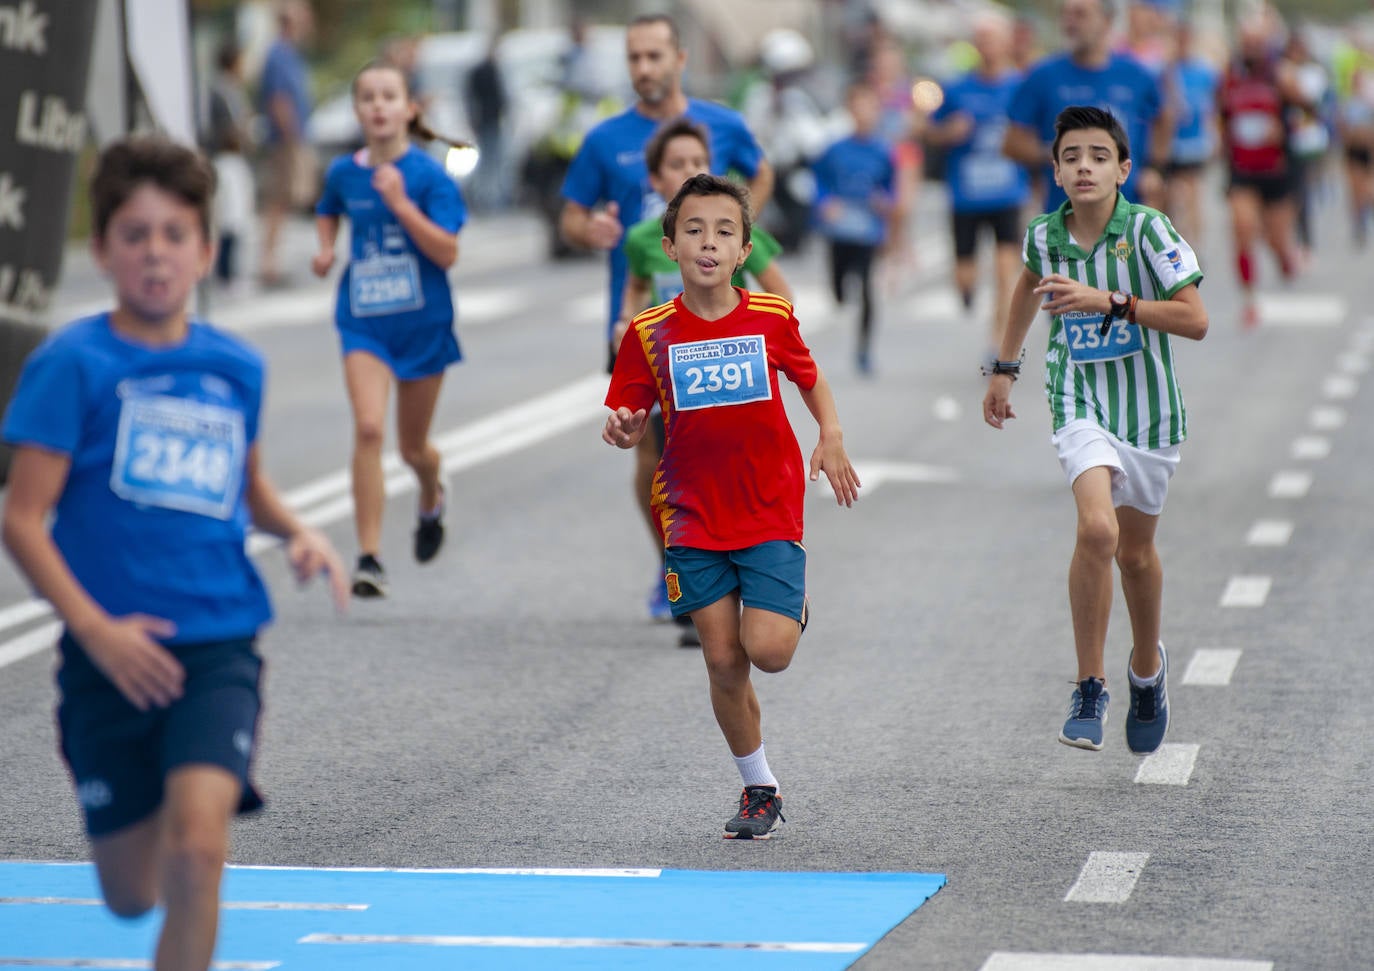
[
  {"x1": 1059, "y1": 677, "x2": 1109, "y2": 750},
  {"x1": 1125, "y1": 644, "x2": 1169, "y2": 754}
]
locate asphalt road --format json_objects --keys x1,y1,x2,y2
[{"x1": 1, "y1": 178, "x2": 1371, "y2": 970}]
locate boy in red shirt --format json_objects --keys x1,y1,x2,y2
[{"x1": 604, "y1": 173, "x2": 860, "y2": 838}]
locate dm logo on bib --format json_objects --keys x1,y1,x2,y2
[{"x1": 668, "y1": 335, "x2": 771, "y2": 411}]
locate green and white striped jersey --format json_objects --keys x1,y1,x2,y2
[{"x1": 1023, "y1": 194, "x2": 1203, "y2": 450}]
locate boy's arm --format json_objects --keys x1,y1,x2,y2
[
  {"x1": 983, "y1": 266, "x2": 1042, "y2": 429},
  {"x1": 615, "y1": 274, "x2": 652, "y2": 347},
  {"x1": 1, "y1": 447, "x2": 183, "y2": 710},
  {"x1": 1129, "y1": 283, "x2": 1208, "y2": 341},
  {"x1": 796, "y1": 368, "x2": 860, "y2": 507},
  {"x1": 244, "y1": 444, "x2": 350, "y2": 611},
  {"x1": 753, "y1": 263, "x2": 793, "y2": 302},
  {"x1": 311, "y1": 214, "x2": 339, "y2": 277}
]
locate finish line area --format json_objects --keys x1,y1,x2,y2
[{"x1": 0, "y1": 862, "x2": 945, "y2": 969}]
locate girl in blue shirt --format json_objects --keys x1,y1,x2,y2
[
  {"x1": 2, "y1": 136, "x2": 347, "y2": 971},
  {"x1": 313, "y1": 61, "x2": 469, "y2": 597}
]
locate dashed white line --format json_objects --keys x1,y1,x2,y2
[
  {"x1": 1267, "y1": 470, "x2": 1312, "y2": 499},
  {"x1": 980, "y1": 954, "x2": 1272, "y2": 971},
  {"x1": 933, "y1": 395, "x2": 962, "y2": 421},
  {"x1": 1309, "y1": 406, "x2": 1346, "y2": 430},
  {"x1": 0, "y1": 961, "x2": 279, "y2": 970},
  {"x1": 1134, "y1": 743, "x2": 1200, "y2": 785},
  {"x1": 1336, "y1": 352, "x2": 1369, "y2": 374},
  {"x1": 1256, "y1": 293, "x2": 1345, "y2": 327},
  {"x1": 1064, "y1": 851, "x2": 1149, "y2": 903},
  {"x1": 0, "y1": 621, "x2": 62, "y2": 669},
  {"x1": 1245, "y1": 520, "x2": 1293, "y2": 547},
  {"x1": 1183, "y1": 649, "x2": 1243, "y2": 686},
  {"x1": 297, "y1": 933, "x2": 865, "y2": 953},
  {"x1": 0, "y1": 896, "x2": 366, "y2": 911},
  {"x1": 1289, "y1": 436, "x2": 1330, "y2": 460},
  {"x1": 1220, "y1": 576, "x2": 1271, "y2": 608},
  {"x1": 1322, "y1": 374, "x2": 1358, "y2": 399}
]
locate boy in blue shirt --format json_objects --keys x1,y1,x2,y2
[
  {"x1": 812, "y1": 82, "x2": 897, "y2": 374},
  {"x1": 2, "y1": 136, "x2": 348, "y2": 971}
]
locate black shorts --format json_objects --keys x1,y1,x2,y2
[
  {"x1": 1228, "y1": 170, "x2": 1294, "y2": 205},
  {"x1": 1346, "y1": 145, "x2": 1373, "y2": 168},
  {"x1": 950, "y1": 207, "x2": 1023, "y2": 259},
  {"x1": 57, "y1": 634, "x2": 265, "y2": 838},
  {"x1": 1164, "y1": 159, "x2": 1208, "y2": 178}
]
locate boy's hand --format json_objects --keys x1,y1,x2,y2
[
  {"x1": 603, "y1": 407, "x2": 648, "y2": 449},
  {"x1": 1033, "y1": 274, "x2": 1109, "y2": 316},
  {"x1": 809, "y1": 435, "x2": 861, "y2": 507},
  {"x1": 78, "y1": 615, "x2": 184, "y2": 712},
  {"x1": 585, "y1": 201, "x2": 624, "y2": 250},
  {"x1": 310, "y1": 250, "x2": 334, "y2": 278},
  {"x1": 286, "y1": 526, "x2": 350, "y2": 612},
  {"x1": 983, "y1": 375, "x2": 1016, "y2": 428}
]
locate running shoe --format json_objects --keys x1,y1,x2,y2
[
  {"x1": 1125, "y1": 644, "x2": 1169, "y2": 755},
  {"x1": 675, "y1": 615, "x2": 701, "y2": 648},
  {"x1": 723, "y1": 785, "x2": 785, "y2": 840},
  {"x1": 414, "y1": 486, "x2": 445, "y2": 563},
  {"x1": 351, "y1": 554, "x2": 388, "y2": 599},
  {"x1": 647, "y1": 578, "x2": 672, "y2": 622},
  {"x1": 1059, "y1": 677, "x2": 1109, "y2": 750}
]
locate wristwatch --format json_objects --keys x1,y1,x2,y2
[{"x1": 1108, "y1": 290, "x2": 1131, "y2": 318}]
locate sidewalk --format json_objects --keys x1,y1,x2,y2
[{"x1": 49, "y1": 207, "x2": 556, "y2": 326}]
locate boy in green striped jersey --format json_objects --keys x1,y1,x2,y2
[{"x1": 982, "y1": 106, "x2": 1208, "y2": 754}]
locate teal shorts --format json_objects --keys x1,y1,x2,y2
[{"x1": 664, "y1": 541, "x2": 807, "y2": 622}]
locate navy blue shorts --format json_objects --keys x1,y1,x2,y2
[
  {"x1": 664, "y1": 541, "x2": 807, "y2": 622},
  {"x1": 56, "y1": 634, "x2": 265, "y2": 838}
]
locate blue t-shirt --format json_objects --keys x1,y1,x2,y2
[
  {"x1": 933, "y1": 70, "x2": 1031, "y2": 212},
  {"x1": 560, "y1": 98, "x2": 764, "y2": 336},
  {"x1": 1167, "y1": 58, "x2": 1220, "y2": 165},
  {"x1": 811, "y1": 134, "x2": 895, "y2": 246},
  {"x1": 1008, "y1": 52, "x2": 1163, "y2": 210},
  {"x1": 1, "y1": 315, "x2": 273, "y2": 646},
  {"x1": 259, "y1": 39, "x2": 311, "y2": 143},
  {"x1": 316, "y1": 146, "x2": 467, "y2": 332}
]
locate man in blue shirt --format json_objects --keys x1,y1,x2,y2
[
  {"x1": 257, "y1": 0, "x2": 314, "y2": 287},
  {"x1": 560, "y1": 13, "x2": 772, "y2": 363},
  {"x1": 1003, "y1": 0, "x2": 1167, "y2": 211}
]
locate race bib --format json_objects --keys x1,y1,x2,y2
[
  {"x1": 668, "y1": 335, "x2": 771, "y2": 411},
  {"x1": 959, "y1": 154, "x2": 1018, "y2": 198},
  {"x1": 652, "y1": 271, "x2": 685, "y2": 306},
  {"x1": 1062, "y1": 310, "x2": 1143, "y2": 364},
  {"x1": 110, "y1": 394, "x2": 246, "y2": 519},
  {"x1": 349, "y1": 254, "x2": 424, "y2": 317}
]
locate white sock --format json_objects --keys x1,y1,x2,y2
[{"x1": 732, "y1": 742, "x2": 778, "y2": 790}]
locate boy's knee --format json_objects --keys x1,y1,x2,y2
[
  {"x1": 1076, "y1": 512, "x2": 1118, "y2": 559},
  {"x1": 1116, "y1": 542, "x2": 1157, "y2": 576},
  {"x1": 742, "y1": 634, "x2": 799, "y2": 674},
  {"x1": 162, "y1": 830, "x2": 227, "y2": 890},
  {"x1": 104, "y1": 888, "x2": 157, "y2": 920}
]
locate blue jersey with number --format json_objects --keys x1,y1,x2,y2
[
  {"x1": 811, "y1": 134, "x2": 895, "y2": 245},
  {"x1": 1008, "y1": 52, "x2": 1163, "y2": 210},
  {"x1": 1, "y1": 315, "x2": 272, "y2": 644},
  {"x1": 317, "y1": 146, "x2": 466, "y2": 333},
  {"x1": 560, "y1": 99, "x2": 764, "y2": 336},
  {"x1": 932, "y1": 70, "x2": 1030, "y2": 212}
]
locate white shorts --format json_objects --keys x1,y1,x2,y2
[{"x1": 1051, "y1": 419, "x2": 1180, "y2": 515}]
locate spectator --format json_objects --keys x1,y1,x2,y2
[
  {"x1": 257, "y1": 0, "x2": 315, "y2": 288},
  {"x1": 204, "y1": 40, "x2": 255, "y2": 291},
  {"x1": 465, "y1": 34, "x2": 510, "y2": 211}
]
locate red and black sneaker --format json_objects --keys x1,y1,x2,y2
[{"x1": 723, "y1": 785, "x2": 785, "y2": 840}]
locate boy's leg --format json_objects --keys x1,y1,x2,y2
[
  {"x1": 1068, "y1": 466, "x2": 1119, "y2": 682},
  {"x1": 739, "y1": 606, "x2": 802, "y2": 675},
  {"x1": 693, "y1": 594, "x2": 762, "y2": 757},
  {"x1": 91, "y1": 816, "x2": 162, "y2": 918},
  {"x1": 1115, "y1": 505, "x2": 1163, "y2": 680},
  {"x1": 396, "y1": 372, "x2": 446, "y2": 513},
  {"x1": 155, "y1": 765, "x2": 241, "y2": 971},
  {"x1": 342, "y1": 352, "x2": 393, "y2": 556}
]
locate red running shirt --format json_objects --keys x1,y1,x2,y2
[
  {"x1": 605, "y1": 288, "x2": 819, "y2": 551},
  {"x1": 1220, "y1": 59, "x2": 1289, "y2": 176}
]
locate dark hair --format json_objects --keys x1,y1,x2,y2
[
  {"x1": 662, "y1": 173, "x2": 752, "y2": 244},
  {"x1": 90, "y1": 136, "x2": 215, "y2": 240},
  {"x1": 216, "y1": 40, "x2": 242, "y2": 73},
  {"x1": 352, "y1": 60, "x2": 473, "y2": 150},
  {"x1": 628, "y1": 13, "x2": 680, "y2": 48},
  {"x1": 1050, "y1": 105, "x2": 1130, "y2": 162},
  {"x1": 645, "y1": 117, "x2": 710, "y2": 175}
]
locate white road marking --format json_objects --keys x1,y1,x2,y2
[
  {"x1": 1245, "y1": 520, "x2": 1293, "y2": 546},
  {"x1": 0, "y1": 896, "x2": 365, "y2": 911},
  {"x1": 1220, "y1": 576, "x2": 1271, "y2": 608},
  {"x1": 0, "y1": 599, "x2": 54, "y2": 635},
  {"x1": 1267, "y1": 471, "x2": 1312, "y2": 498},
  {"x1": 1134, "y1": 743, "x2": 1200, "y2": 785},
  {"x1": 1322, "y1": 374, "x2": 1358, "y2": 399},
  {"x1": 839, "y1": 461, "x2": 961, "y2": 496},
  {"x1": 0, "y1": 375, "x2": 609, "y2": 671},
  {"x1": 933, "y1": 395, "x2": 962, "y2": 421},
  {"x1": 0, "y1": 961, "x2": 279, "y2": 970},
  {"x1": 1064, "y1": 852, "x2": 1149, "y2": 903},
  {"x1": 232, "y1": 864, "x2": 661, "y2": 877},
  {"x1": 1289, "y1": 436, "x2": 1330, "y2": 460},
  {"x1": 1336, "y1": 352, "x2": 1369, "y2": 374},
  {"x1": 1309, "y1": 406, "x2": 1346, "y2": 430},
  {"x1": 1183, "y1": 649, "x2": 1243, "y2": 686},
  {"x1": 1256, "y1": 293, "x2": 1345, "y2": 327},
  {"x1": 980, "y1": 954, "x2": 1272, "y2": 971},
  {"x1": 298, "y1": 933, "x2": 865, "y2": 953}
]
